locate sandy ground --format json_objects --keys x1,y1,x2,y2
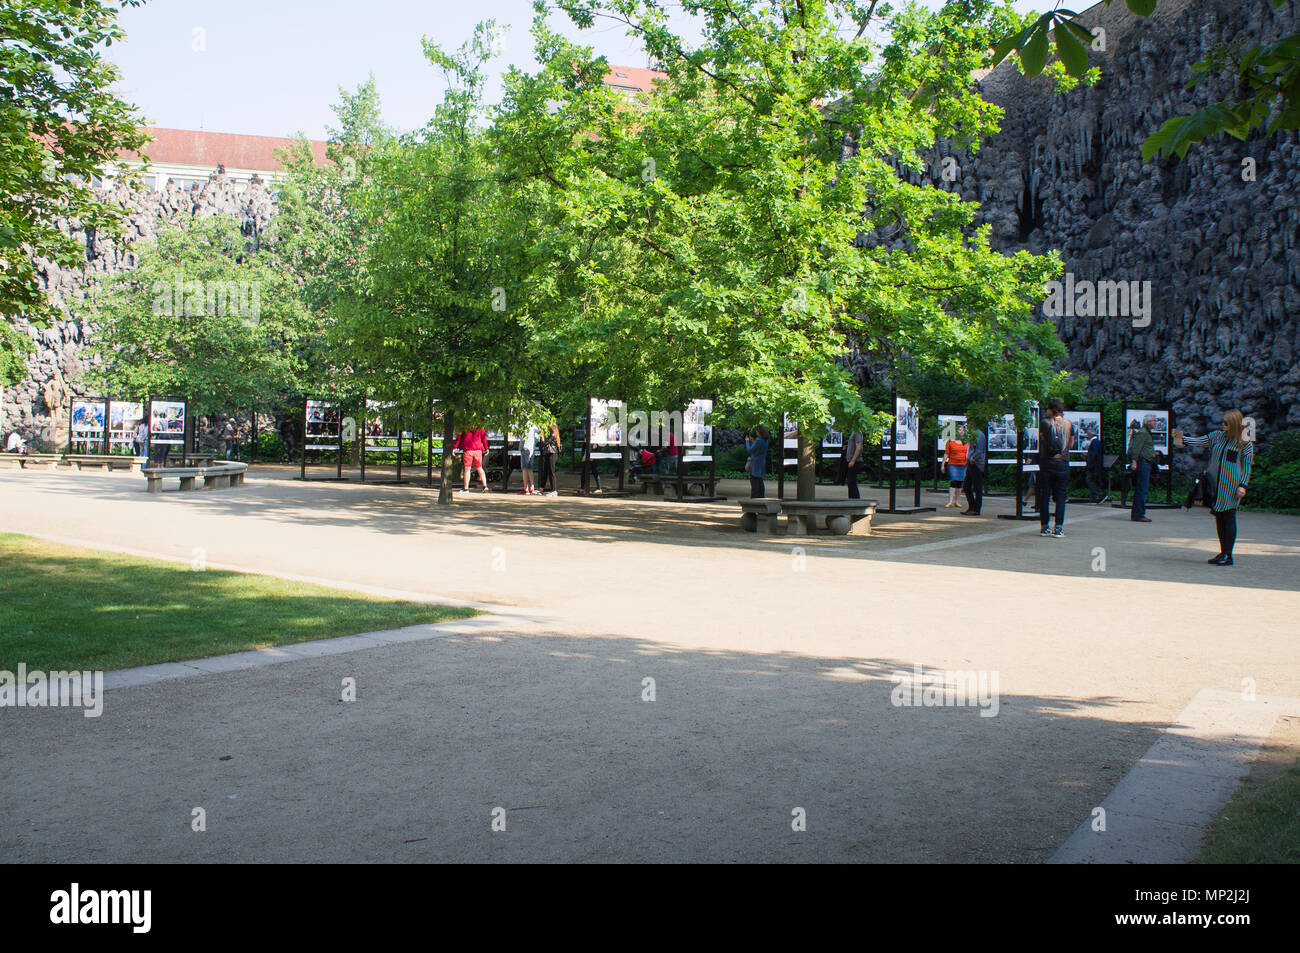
[{"x1": 1, "y1": 465, "x2": 1297, "y2": 862}]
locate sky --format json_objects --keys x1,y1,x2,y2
[{"x1": 105, "y1": 0, "x2": 1044, "y2": 141}]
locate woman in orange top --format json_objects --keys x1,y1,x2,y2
[{"x1": 943, "y1": 431, "x2": 969, "y2": 508}]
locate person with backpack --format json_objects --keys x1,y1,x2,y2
[
  {"x1": 1037, "y1": 399, "x2": 1073, "y2": 538},
  {"x1": 1173, "y1": 410, "x2": 1253, "y2": 566},
  {"x1": 1127, "y1": 418, "x2": 1157, "y2": 522}
]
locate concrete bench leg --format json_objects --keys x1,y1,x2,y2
[
  {"x1": 848, "y1": 514, "x2": 873, "y2": 536},
  {"x1": 232, "y1": 472, "x2": 244, "y2": 486},
  {"x1": 764, "y1": 515, "x2": 781, "y2": 534},
  {"x1": 205, "y1": 474, "x2": 230, "y2": 489},
  {"x1": 740, "y1": 512, "x2": 758, "y2": 532},
  {"x1": 786, "y1": 514, "x2": 808, "y2": 535},
  {"x1": 179, "y1": 476, "x2": 196, "y2": 491},
  {"x1": 146, "y1": 478, "x2": 162, "y2": 494}
]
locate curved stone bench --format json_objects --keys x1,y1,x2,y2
[
  {"x1": 737, "y1": 498, "x2": 783, "y2": 533},
  {"x1": 144, "y1": 461, "x2": 247, "y2": 494},
  {"x1": 780, "y1": 499, "x2": 878, "y2": 536}
]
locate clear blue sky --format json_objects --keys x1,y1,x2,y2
[{"x1": 105, "y1": 0, "x2": 1042, "y2": 141}]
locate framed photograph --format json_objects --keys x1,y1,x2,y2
[
  {"x1": 71, "y1": 399, "x2": 106, "y2": 434},
  {"x1": 305, "y1": 399, "x2": 340, "y2": 450},
  {"x1": 149, "y1": 400, "x2": 186, "y2": 445},
  {"x1": 684, "y1": 398, "x2": 713, "y2": 447},
  {"x1": 109, "y1": 402, "x2": 145, "y2": 451},
  {"x1": 987, "y1": 406, "x2": 1039, "y2": 454},
  {"x1": 821, "y1": 416, "x2": 843, "y2": 449},
  {"x1": 782, "y1": 413, "x2": 798, "y2": 448},
  {"x1": 1125, "y1": 409, "x2": 1169, "y2": 455},
  {"x1": 1065, "y1": 411, "x2": 1101, "y2": 452},
  {"x1": 882, "y1": 397, "x2": 919, "y2": 452},
  {"x1": 937, "y1": 414, "x2": 967, "y2": 450},
  {"x1": 589, "y1": 398, "x2": 624, "y2": 446}
]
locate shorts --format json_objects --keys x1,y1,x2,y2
[
  {"x1": 520, "y1": 446, "x2": 535, "y2": 469},
  {"x1": 948, "y1": 464, "x2": 966, "y2": 485},
  {"x1": 463, "y1": 450, "x2": 483, "y2": 468}
]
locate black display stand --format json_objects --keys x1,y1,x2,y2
[
  {"x1": 674, "y1": 396, "x2": 722, "y2": 502},
  {"x1": 883, "y1": 389, "x2": 934, "y2": 514},
  {"x1": 145, "y1": 397, "x2": 188, "y2": 467},
  {"x1": 996, "y1": 431, "x2": 1039, "y2": 520},
  {"x1": 359, "y1": 406, "x2": 405, "y2": 484},
  {"x1": 1065, "y1": 400, "x2": 1106, "y2": 504},
  {"x1": 68, "y1": 396, "x2": 108, "y2": 455},
  {"x1": 300, "y1": 397, "x2": 345, "y2": 481},
  {"x1": 1113, "y1": 399, "x2": 1177, "y2": 510},
  {"x1": 582, "y1": 397, "x2": 626, "y2": 495}
]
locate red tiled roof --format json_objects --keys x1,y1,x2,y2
[
  {"x1": 602, "y1": 65, "x2": 666, "y2": 93},
  {"x1": 120, "y1": 127, "x2": 329, "y2": 172}
]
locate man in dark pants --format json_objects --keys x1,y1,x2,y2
[
  {"x1": 1037, "y1": 400, "x2": 1073, "y2": 537},
  {"x1": 844, "y1": 429, "x2": 863, "y2": 499},
  {"x1": 745, "y1": 426, "x2": 769, "y2": 498},
  {"x1": 962, "y1": 425, "x2": 985, "y2": 515},
  {"x1": 1085, "y1": 434, "x2": 1107, "y2": 503},
  {"x1": 1127, "y1": 419, "x2": 1156, "y2": 522}
]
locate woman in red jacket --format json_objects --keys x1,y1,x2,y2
[{"x1": 454, "y1": 427, "x2": 490, "y2": 492}]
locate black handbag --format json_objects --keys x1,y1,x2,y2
[{"x1": 1185, "y1": 471, "x2": 1213, "y2": 509}]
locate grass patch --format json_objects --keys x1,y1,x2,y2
[
  {"x1": 1198, "y1": 760, "x2": 1300, "y2": 864},
  {"x1": 0, "y1": 533, "x2": 479, "y2": 671}
]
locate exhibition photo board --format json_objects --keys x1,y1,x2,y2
[
  {"x1": 301, "y1": 398, "x2": 344, "y2": 481},
  {"x1": 360, "y1": 400, "x2": 405, "y2": 484},
  {"x1": 108, "y1": 401, "x2": 146, "y2": 455},
  {"x1": 1117, "y1": 402, "x2": 1176, "y2": 509},
  {"x1": 678, "y1": 397, "x2": 720, "y2": 500},
  {"x1": 69, "y1": 398, "x2": 107, "y2": 454},
  {"x1": 584, "y1": 397, "x2": 625, "y2": 493},
  {"x1": 148, "y1": 399, "x2": 187, "y2": 464},
  {"x1": 882, "y1": 393, "x2": 932, "y2": 514}
]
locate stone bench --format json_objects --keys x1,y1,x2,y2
[
  {"x1": 3, "y1": 453, "x2": 65, "y2": 470},
  {"x1": 780, "y1": 499, "x2": 878, "y2": 536},
  {"x1": 737, "y1": 498, "x2": 783, "y2": 533},
  {"x1": 65, "y1": 454, "x2": 148, "y2": 473},
  {"x1": 640, "y1": 473, "x2": 718, "y2": 499},
  {"x1": 144, "y1": 462, "x2": 247, "y2": 493}
]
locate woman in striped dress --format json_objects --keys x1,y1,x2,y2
[{"x1": 1172, "y1": 410, "x2": 1253, "y2": 566}]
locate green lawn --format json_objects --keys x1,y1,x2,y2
[
  {"x1": 1198, "y1": 760, "x2": 1300, "y2": 864},
  {"x1": 0, "y1": 533, "x2": 479, "y2": 671}
]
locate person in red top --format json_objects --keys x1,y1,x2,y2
[
  {"x1": 660, "y1": 427, "x2": 679, "y2": 475},
  {"x1": 454, "y1": 427, "x2": 489, "y2": 492},
  {"x1": 942, "y1": 431, "x2": 969, "y2": 508}
]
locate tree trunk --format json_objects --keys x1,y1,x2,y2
[
  {"x1": 797, "y1": 433, "x2": 815, "y2": 501},
  {"x1": 437, "y1": 409, "x2": 456, "y2": 505}
]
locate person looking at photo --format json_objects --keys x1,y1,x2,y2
[
  {"x1": 454, "y1": 425, "x2": 490, "y2": 492},
  {"x1": 1037, "y1": 400, "x2": 1073, "y2": 537},
  {"x1": 1127, "y1": 417, "x2": 1157, "y2": 522},
  {"x1": 962, "y1": 425, "x2": 986, "y2": 515},
  {"x1": 540, "y1": 424, "x2": 561, "y2": 496},
  {"x1": 844, "y1": 429, "x2": 864, "y2": 499},
  {"x1": 1173, "y1": 410, "x2": 1253, "y2": 566},
  {"x1": 942, "y1": 427, "x2": 968, "y2": 508}
]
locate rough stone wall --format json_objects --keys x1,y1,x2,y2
[
  {"x1": 2, "y1": 175, "x2": 276, "y2": 448},
  {"x1": 922, "y1": 0, "x2": 1300, "y2": 450}
]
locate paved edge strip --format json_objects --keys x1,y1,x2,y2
[
  {"x1": 99, "y1": 615, "x2": 521, "y2": 692},
  {"x1": 1048, "y1": 688, "x2": 1300, "y2": 864}
]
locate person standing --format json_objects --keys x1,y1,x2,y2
[
  {"x1": 517, "y1": 423, "x2": 539, "y2": 495},
  {"x1": 942, "y1": 429, "x2": 968, "y2": 508},
  {"x1": 1037, "y1": 400, "x2": 1073, "y2": 537},
  {"x1": 1085, "y1": 432, "x2": 1107, "y2": 503},
  {"x1": 1127, "y1": 418, "x2": 1157, "y2": 522},
  {"x1": 540, "y1": 424, "x2": 561, "y2": 497},
  {"x1": 223, "y1": 418, "x2": 236, "y2": 461},
  {"x1": 745, "y1": 426, "x2": 770, "y2": 498},
  {"x1": 1173, "y1": 410, "x2": 1253, "y2": 566},
  {"x1": 280, "y1": 417, "x2": 296, "y2": 462},
  {"x1": 661, "y1": 426, "x2": 679, "y2": 476},
  {"x1": 133, "y1": 419, "x2": 149, "y2": 459},
  {"x1": 962, "y1": 425, "x2": 986, "y2": 515},
  {"x1": 454, "y1": 426, "x2": 489, "y2": 492},
  {"x1": 843, "y1": 429, "x2": 864, "y2": 499}
]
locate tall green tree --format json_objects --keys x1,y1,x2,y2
[
  {"x1": 340, "y1": 23, "x2": 535, "y2": 503},
  {"x1": 84, "y1": 215, "x2": 313, "y2": 414},
  {"x1": 991, "y1": 0, "x2": 1300, "y2": 159},
  {"x1": 497, "y1": 0, "x2": 1069, "y2": 499},
  {"x1": 0, "y1": 0, "x2": 149, "y2": 383}
]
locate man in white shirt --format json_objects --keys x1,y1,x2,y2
[{"x1": 5, "y1": 430, "x2": 25, "y2": 453}]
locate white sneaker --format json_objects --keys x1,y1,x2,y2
[{"x1": 544, "y1": 490, "x2": 558, "y2": 497}]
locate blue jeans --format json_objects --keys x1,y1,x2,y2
[{"x1": 1132, "y1": 460, "x2": 1151, "y2": 519}]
